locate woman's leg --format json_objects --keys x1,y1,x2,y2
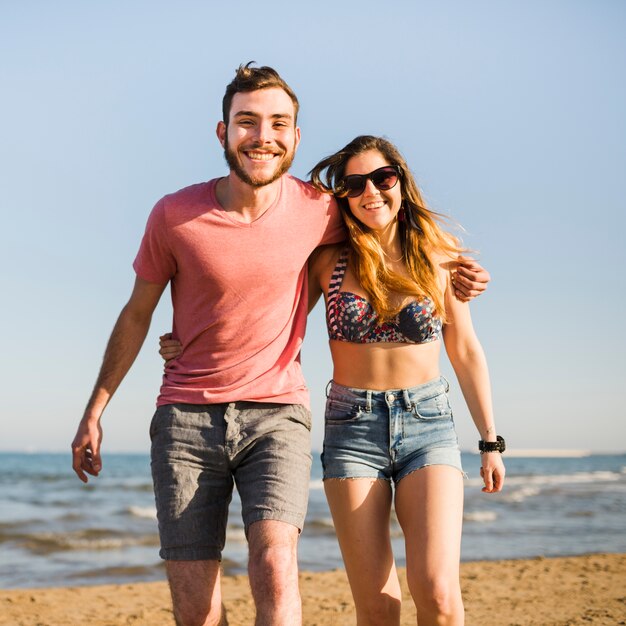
[
  {"x1": 325, "y1": 478, "x2": 402, "y2": 626},
  {"x1": 395, "y1": 465, "x2": 465, "y2": 626}
]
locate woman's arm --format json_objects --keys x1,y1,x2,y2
[
  {"x1": 441, "y1": 261, "x2": 505, "y2": 493},
  {"x1": 307, "y1": 248, "x2": 325, "y2": 314},
  {"x1": 306, "y1": 244, "x2": 340, "y2": 314}
]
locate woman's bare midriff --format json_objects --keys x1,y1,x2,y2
[{"x1": 329, "y1": 339, "x2": 442, "y2": 390}]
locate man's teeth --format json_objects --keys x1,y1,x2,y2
[{"x1": 247, "y1": 152, "x2": 275, "y2": 161}]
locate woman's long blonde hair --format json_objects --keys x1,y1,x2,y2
[{"x1": 310, "y1": 135, "x2": 464, "y2": 322}]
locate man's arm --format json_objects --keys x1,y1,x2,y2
[
  {"x1": 452, "y1": 256, "x2": 491, "y2": 301},
  {"x1": 71, "y1": 277, "x2": 166, "y2": 482}
]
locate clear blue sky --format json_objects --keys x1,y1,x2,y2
[{"x1": 1, "y1": 0, "x2": 624, "y2": 454}]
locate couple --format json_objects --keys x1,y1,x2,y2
[{"x1": 72, "y1": 63, "x2": 504, "y2": 626}]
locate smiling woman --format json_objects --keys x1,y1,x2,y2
[
  {"x1": 306, "y1": 134, "x2": 505, "y2": 625},
  {"x1": 343, "y1": 152, "x2": 404, "y2": 238}
]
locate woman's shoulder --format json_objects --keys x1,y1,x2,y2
[
  {"x1": 308, "y1": 244, "x2": 345, "y2": 284},
  {"x1": 423, "y1": 231, "x2": 461, "y2": 270},
  {"x1": 309, "y1": 243, "x2": 344, "y2": 267}
]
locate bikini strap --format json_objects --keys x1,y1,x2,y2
[{"x1": 326, "y1": 248, "x2": 350, "y2": 338}]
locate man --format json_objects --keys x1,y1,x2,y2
[{"x1": 71, "y1": 63, "x2": 489, "y2": 626}]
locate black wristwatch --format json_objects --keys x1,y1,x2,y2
[{"x1": 478, "y1": 435, "x2": 506, "y2": 454}]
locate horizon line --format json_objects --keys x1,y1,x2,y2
[{"x1": 1, "y1": 448, "x2": 625, "y2": 458}]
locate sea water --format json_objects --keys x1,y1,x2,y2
[{"x1": 0, "y1": 451, "x2": 624, "y2": 589}]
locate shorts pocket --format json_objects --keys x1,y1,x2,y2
[
  {"x1": 324, "y1": 398, "x2": 364, "y2": 424},
  {"x1": 291, "y1": 405, "x2": 313, "y2": 431},
  {"x1": 412, "y1": 392, "x2": 453, "y2": 420},
  {"x1": 149, "y1": 405, "x2": 173, "y2": 440}
]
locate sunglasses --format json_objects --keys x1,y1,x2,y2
[{"x1": 341, "y1": 165, "x2": 400, "y2": 198}]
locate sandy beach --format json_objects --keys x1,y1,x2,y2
[{"x1": 1, "y1": 553, "x2": 624, "y2": 625}]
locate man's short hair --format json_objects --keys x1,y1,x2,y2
[{"x1": 222, "y1": 62, "x2": 300, "y2": 125}]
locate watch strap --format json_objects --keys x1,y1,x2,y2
[{"x1": 478, "y1": 435, "x2": 506, "y2": 453}]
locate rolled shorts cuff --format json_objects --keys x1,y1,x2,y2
[
  {"x1": 245, "y1": 510, "x2": 306, "y2": 535},
  {"x1": 159, "y1": 545, "x2": 223, "y2": 561}
]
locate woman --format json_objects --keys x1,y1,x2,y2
[
  {"x1": 307, "y1": 135, "x2": 505, "y2": 625},
  {"x1": 160, "y1": 135, "x2": 504, "y2": 625}
]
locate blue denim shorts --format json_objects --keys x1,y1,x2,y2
[
  {"x1": 322, "y1": 376, "x2": 463, "y2": 483},
  {"x1": 150, "y1": 402, "x2": 312, "y2": 561}
]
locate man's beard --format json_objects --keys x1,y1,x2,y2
[{"x1": 223, "y1": 136, "x2": 296, "y2": 187}]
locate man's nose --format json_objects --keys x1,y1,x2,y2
[{"x1": 254, "y1": 121, "x2": 273, "y2": 144}]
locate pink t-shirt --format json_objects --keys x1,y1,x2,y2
[{"x1": 133, "y1": 175, "x2": 345, "y2": 408}]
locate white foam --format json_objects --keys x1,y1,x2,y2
[
  {"x1": 308, "y1": 517, "x2": 335, "y2": 529},
  {"x1": 466, "y1": 470, "x2": 621, "y2": 490},
  {"x1": 464, "y1": 511, "x2": 497, "y2": 522},
  {"x1": 501, "y1": 486, "x2": 541, "y2": 503},
  {"x1": 502, "y1": 449, "x2": 591, "y2": 458},
  {"x1": 225, "y1": 528, "x2": 247, "y2": 543},
  {"x1": 511, "y1": 471, "x2": 620, "y2": 486},
  {"x1": 65, "y1": 537, "x2": 129, "y2": 550},
  {"x1": 127, "y1": 506, "x2": 157, "y2": 519},
  {"x1": 31, "y1": 533, "x2": 134, "y2": 551}
]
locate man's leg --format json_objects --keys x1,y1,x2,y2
[
  {"x1": 150, "y1": 404, "x2": 233, "y2": 626},
  {"x1": 248, "y1": 520, "x2": 301, "y2": 626},
  {"x1": 228, "y1": 402, "x2": 313, "y2": 626},
  {"x1": 166, "y1": 560, "x2": 227, "y2": 626}
]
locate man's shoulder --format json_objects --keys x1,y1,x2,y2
[
  {"x1": 160, "y1": 179, "x2": 216, "y2": 206},
  {"x1": 282, "y1": 174, "x2": 333, "y2": 205},
  {"x1": 281, "y1": 175, "x2": 340, "y2": 228}
]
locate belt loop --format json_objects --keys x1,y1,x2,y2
[
  {"x1": 365, "y1": 390, "x2": 372, "y2": 413},
  {"x1": 402, "y1": 388, "x2": 412, "y2": 410},
  {"x1": 325, "y1": 380, "x2": 333, "y2": 398},
  {"x1": 441, "y1": 375, "x2": 450, "y2": 393}
]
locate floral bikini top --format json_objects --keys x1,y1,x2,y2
[{"x1": 326, "y1": 248, "x2": 442, "y2": 344}]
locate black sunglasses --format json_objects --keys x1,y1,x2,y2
[{"x1": 341, "y1": 165, "x2": 400, "y2": 198}]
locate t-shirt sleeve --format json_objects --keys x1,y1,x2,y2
[
  {"x1": 133, "y1": 198, "x2": 176, "y2": 285},
  {"x1": 319, "y1": 196, "x2": 347, "y2": 245}
]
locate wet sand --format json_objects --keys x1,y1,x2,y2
[{"x1": 1, "y1": 553, "x2": 625, "y2": 625}]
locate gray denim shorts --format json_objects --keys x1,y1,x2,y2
[{"x1": 149, "y1": 401, "x2": 312, "y2": 561}]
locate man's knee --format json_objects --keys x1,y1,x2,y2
[
  {"x1": 248, "y1": 521, "x2": 299, "y2": 593},
  {"x1": 249, "y1": 541, "x2": 297, "y2": 577}
]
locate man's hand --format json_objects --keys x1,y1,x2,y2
[
  {"x1": 452, "y1": 256, "x2": 491, "y2": 301},
  {"x1": 69, "y1": 277, "x2": 166, "y2": 483},
  {"x1": 159, "y1": 333, "x2": 183, "y2": 363},
  {"x1": 71, "y1": 417, "x2": 103, "y2": 483}
]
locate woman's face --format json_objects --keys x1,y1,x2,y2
[{"x1": 343, "y1": 150, "x2": 402, "y2": 233}]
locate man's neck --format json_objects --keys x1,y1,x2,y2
[{"x1": 215, "y1": 173, "x2": 283, "y2": 224}]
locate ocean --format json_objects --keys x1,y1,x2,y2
[{"x1": 1, "y1": 451, "x2": 624, "y2": 589}]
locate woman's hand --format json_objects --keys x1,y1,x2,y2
[
  {"x1": 479, "y1": 452, "x2": 506, "y2": 493},
  {"x1": 159, "y1": 333, "x2": 183, "y2": 363}
]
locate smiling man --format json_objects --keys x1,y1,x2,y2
[{"x1": 71, "y1": 63, "x2": 490, "y2": 626}]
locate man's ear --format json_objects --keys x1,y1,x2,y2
[
  {"x1": 294, "y1": 125, "x2": 301, "y2": 150},
  {"x1": 216, "y1": 121, "x2": 226, "y2": 148}
]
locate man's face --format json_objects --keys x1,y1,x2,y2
[{"x1": 217, "y1": 88, "x2": 301, "y2": 187}]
